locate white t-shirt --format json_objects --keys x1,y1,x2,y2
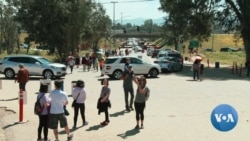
[{"x1": 49, "y1": 89, "x2": 68, "y2": 114}]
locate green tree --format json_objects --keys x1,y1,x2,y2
[
  {"x1": 159, "y1": 0, "x2": 250, "y2": 61},
  {"x1": 81, "y1": 3, "x2": 111, "y2": 52},
  {"x1": 3, "y1": 2, "x2": 19, "y2": 54},
  {"x1": 15, "y1": 0, "x2": 110, "y2": 60}
]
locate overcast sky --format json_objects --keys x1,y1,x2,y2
[{"x1": 96, "y1": 0, "x2": 166, "y2": 21}]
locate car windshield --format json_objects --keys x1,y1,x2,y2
[{"x1": 37, "y1": 57, "x2": 52, "y2": 64}]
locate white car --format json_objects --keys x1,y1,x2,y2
[
  {"x1": 0, "y1": 55, "x2": 67, "y2": 79},
  {"x1": 101, "y1": 56, "x2": 161, "y2": 80}
]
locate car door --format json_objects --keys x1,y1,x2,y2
[
  {"x1": 26, "y1": 57, "x2": 44, "y2": 75},
  {"x1": 170, "y1": 58, "x2": 182, "y2": 71},
  {"x1": 130, "y1": 57, "x2": 146, "y2": 74}
]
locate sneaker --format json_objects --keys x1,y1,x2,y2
[
  {"x1": 100, "y1": 121, "x2": 108, "y2": 126},
  {"x1": 72, "y1": 125, "x2": 76, "y2": 129},
  {"x1": 141, "y1": 124, "x2": 144, "y2": 129},
  {"x1": 134, "y1": 125, "x2": 139, "y2": 129},
  {"x1": 67, "y1": 134, "x2": 73, "y2": 140},
  {"x1": 126, "y1": 107, "x2": 130, "y2": 112},
  {"x1": 83, "y1": 121, "x2": 88, "y2": 126},
  {"x1": 130, "y1": 107, "x2": 134, "y2": 111}
]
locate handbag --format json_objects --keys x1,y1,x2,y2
[
  {"x1": 64, "y1": 106, "x2": 69, "y2": 116},
  {"x1": 72, "y1": 92, "x2": 80, "y2": 107}
]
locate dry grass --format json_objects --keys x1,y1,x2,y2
[{"x1": 159, "y1": 34, "x2": 246, "y2": 66}]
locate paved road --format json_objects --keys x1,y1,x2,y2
[{"x1": 0, "y1": 59, "x2": 250, "y2": 141}]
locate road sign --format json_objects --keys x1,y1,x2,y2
[{"x1": 189, "y1": 40, "x2": 199, "y2": 48}]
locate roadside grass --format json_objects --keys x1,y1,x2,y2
[
  {"x1": 159, "y1": 34, "x2": 246, "y2": 66},
  {"x1": 0, "y1": 34, "x2": 247, "y2": 66}
]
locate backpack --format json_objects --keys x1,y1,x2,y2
[{"x1": 34, "y1": 94, "x2": 45, "y2": 115}]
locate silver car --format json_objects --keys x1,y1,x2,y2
[
  {"x1": 154, "y1": 56, "x2": 183, "y2": 72},
  {"x1": 0, "y1": 55, "x2": 67, "y2": 79}
]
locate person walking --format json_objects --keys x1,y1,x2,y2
[
  {"x1": 133, "y1": 76, "x2": 150, "y2": 129},
  {"x1": 74, "y1": 51, "x2": 80, "y2": 68},
  {"x1": 99, "y1": 58, "x2": 105, "y2": 77},
  {"x1": 67, "y1": 56, "x2": 75, "y2": 74},
  {"x1": 81, "y1": 55, "x2": 87, "y2": 72},
  {"x1": 97, "y1": 78, "x2": 111, "y2": 126},
  {"x1": 121, "y1": 64, "x2": 134, "y2": 112},
  {"x1": 49, "y1": 80, "x2": 73, "y2": 141},
  {"x1": 192, "y1": 60, "x2": 200, "y2": 80},
  {"x1": 15, "y1": 63, "x2": 29, "y2": 91},
  {"x1": 72, "y1": 80, "x2": 88, "y2": 129},
  {"x1": 199, "y1": 63, "x2": 205, "y2": 81},
  {"x1": 37, "y1": 84, "x2": 50, "y2": 141}
]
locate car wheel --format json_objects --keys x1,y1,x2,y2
[
  {"x1": 43, "y1": 70, "x2": 53, "y2": 79},
  {"x1": 149, "y1": 68, "x2": 158, "y2": 78},
  {"x1": 112, "y1": 70, "x2": 122, "y2": 80},
  {"x1": 4, "y1": 69, "x2": 15, "y2": 79}
]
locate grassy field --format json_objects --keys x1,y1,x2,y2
[{"x1": 160, "y1": 34, "x2": 246, "y2": 66}]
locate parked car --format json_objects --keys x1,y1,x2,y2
[
  {"x1": 20, "y1": 43, "x2": 28, "y2": 49},
  {"x1": 202, "y1": 48, "x2": 215, "y2": 52},
  {"x1": 101, "y1": 56, "x2": 161, "y2": 80},
  {"x1": 151, "y1": 49, "x2": 162, "y2": 58},
  {"x1": 157, "y1": 50, "x2": 183, "y2": 64},
  {"x1": 220, "y1": 47, "x2": 239, "y2": 52},
  {"x1": 154, "y1": 56, "x2": 183, "y2": 72},
  {"x1": 0, "y1": 55, "x2": 67, "y2": 79}
]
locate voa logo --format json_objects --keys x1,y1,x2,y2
[{"x1": 210, "y1": 104, "x2": 238, "y2": 132}]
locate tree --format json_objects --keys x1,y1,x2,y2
[
  {"x1": 3, "y1": 2, "x2": 19, "y2": 54},
  {"x1": 15, "y1": 0, "x2": 110, "y2": 60},
  {"x1": 159, "y1": 0, "x2": 250, "y2": 61}
]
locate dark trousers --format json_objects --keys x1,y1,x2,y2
[
  {"x1": 104, "y1": 108, "x2": 109, "y2": 122},
  {"x1": 124, "y1": 87, "x2": 134, "y2": 108},
  {"x1": 73, "y1": 103, "x2": 86, "y2": 126},
  {"x1": 19, "y1": 82, "x2": 26, "y2": 91},
  {"x1": 38, "y1": 114, "x2": 49, "y2": 140},
  {"x1": 193, "y1": 70, "x2": 199, "y2": 80},
  {"x1": 134, "y1": 102, "x2": 145, "y2": 121},
  {"x1": 69, "y1": 65, "x2": 74, "y2": 73}
]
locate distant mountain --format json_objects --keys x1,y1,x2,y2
[{"x1": 122, "y1": 17, "x2": 165, "y2": 26}]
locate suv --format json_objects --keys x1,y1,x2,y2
[
  {"x1": 101, "y1": 56, "x2": 161, "y2": 80},
  {"x1": 0, "y1": 55, "x2": 67, "y2": 79},
  {"x1": 158, "y1": 50, "x2": 183, "y2": 64}
]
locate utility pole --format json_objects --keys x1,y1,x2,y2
[{"x1": 111, "y1": 1, "x2": 117, "y2": 30}]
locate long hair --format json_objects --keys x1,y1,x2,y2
[
  {"x1": 138, "y1": 76, "x2": 147, "y2": 87},
  {"x1": 39, "y1": 85, "x2": 48, "y2": 93}
]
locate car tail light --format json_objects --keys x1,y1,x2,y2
[{"x1": 181, "y1": 57, "x2": 184, "y2": 64}]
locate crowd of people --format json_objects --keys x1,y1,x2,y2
[{"x1": 13, "y1": 56, "x2": 149, "y2": 141}]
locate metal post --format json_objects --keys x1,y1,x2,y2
[{"x1": 19, "y1": 89, "x2": 24, "y2": 122}]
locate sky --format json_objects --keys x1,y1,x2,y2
[{"x1": 96, "y1": 0, "x2": 166, "y2": 21}]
